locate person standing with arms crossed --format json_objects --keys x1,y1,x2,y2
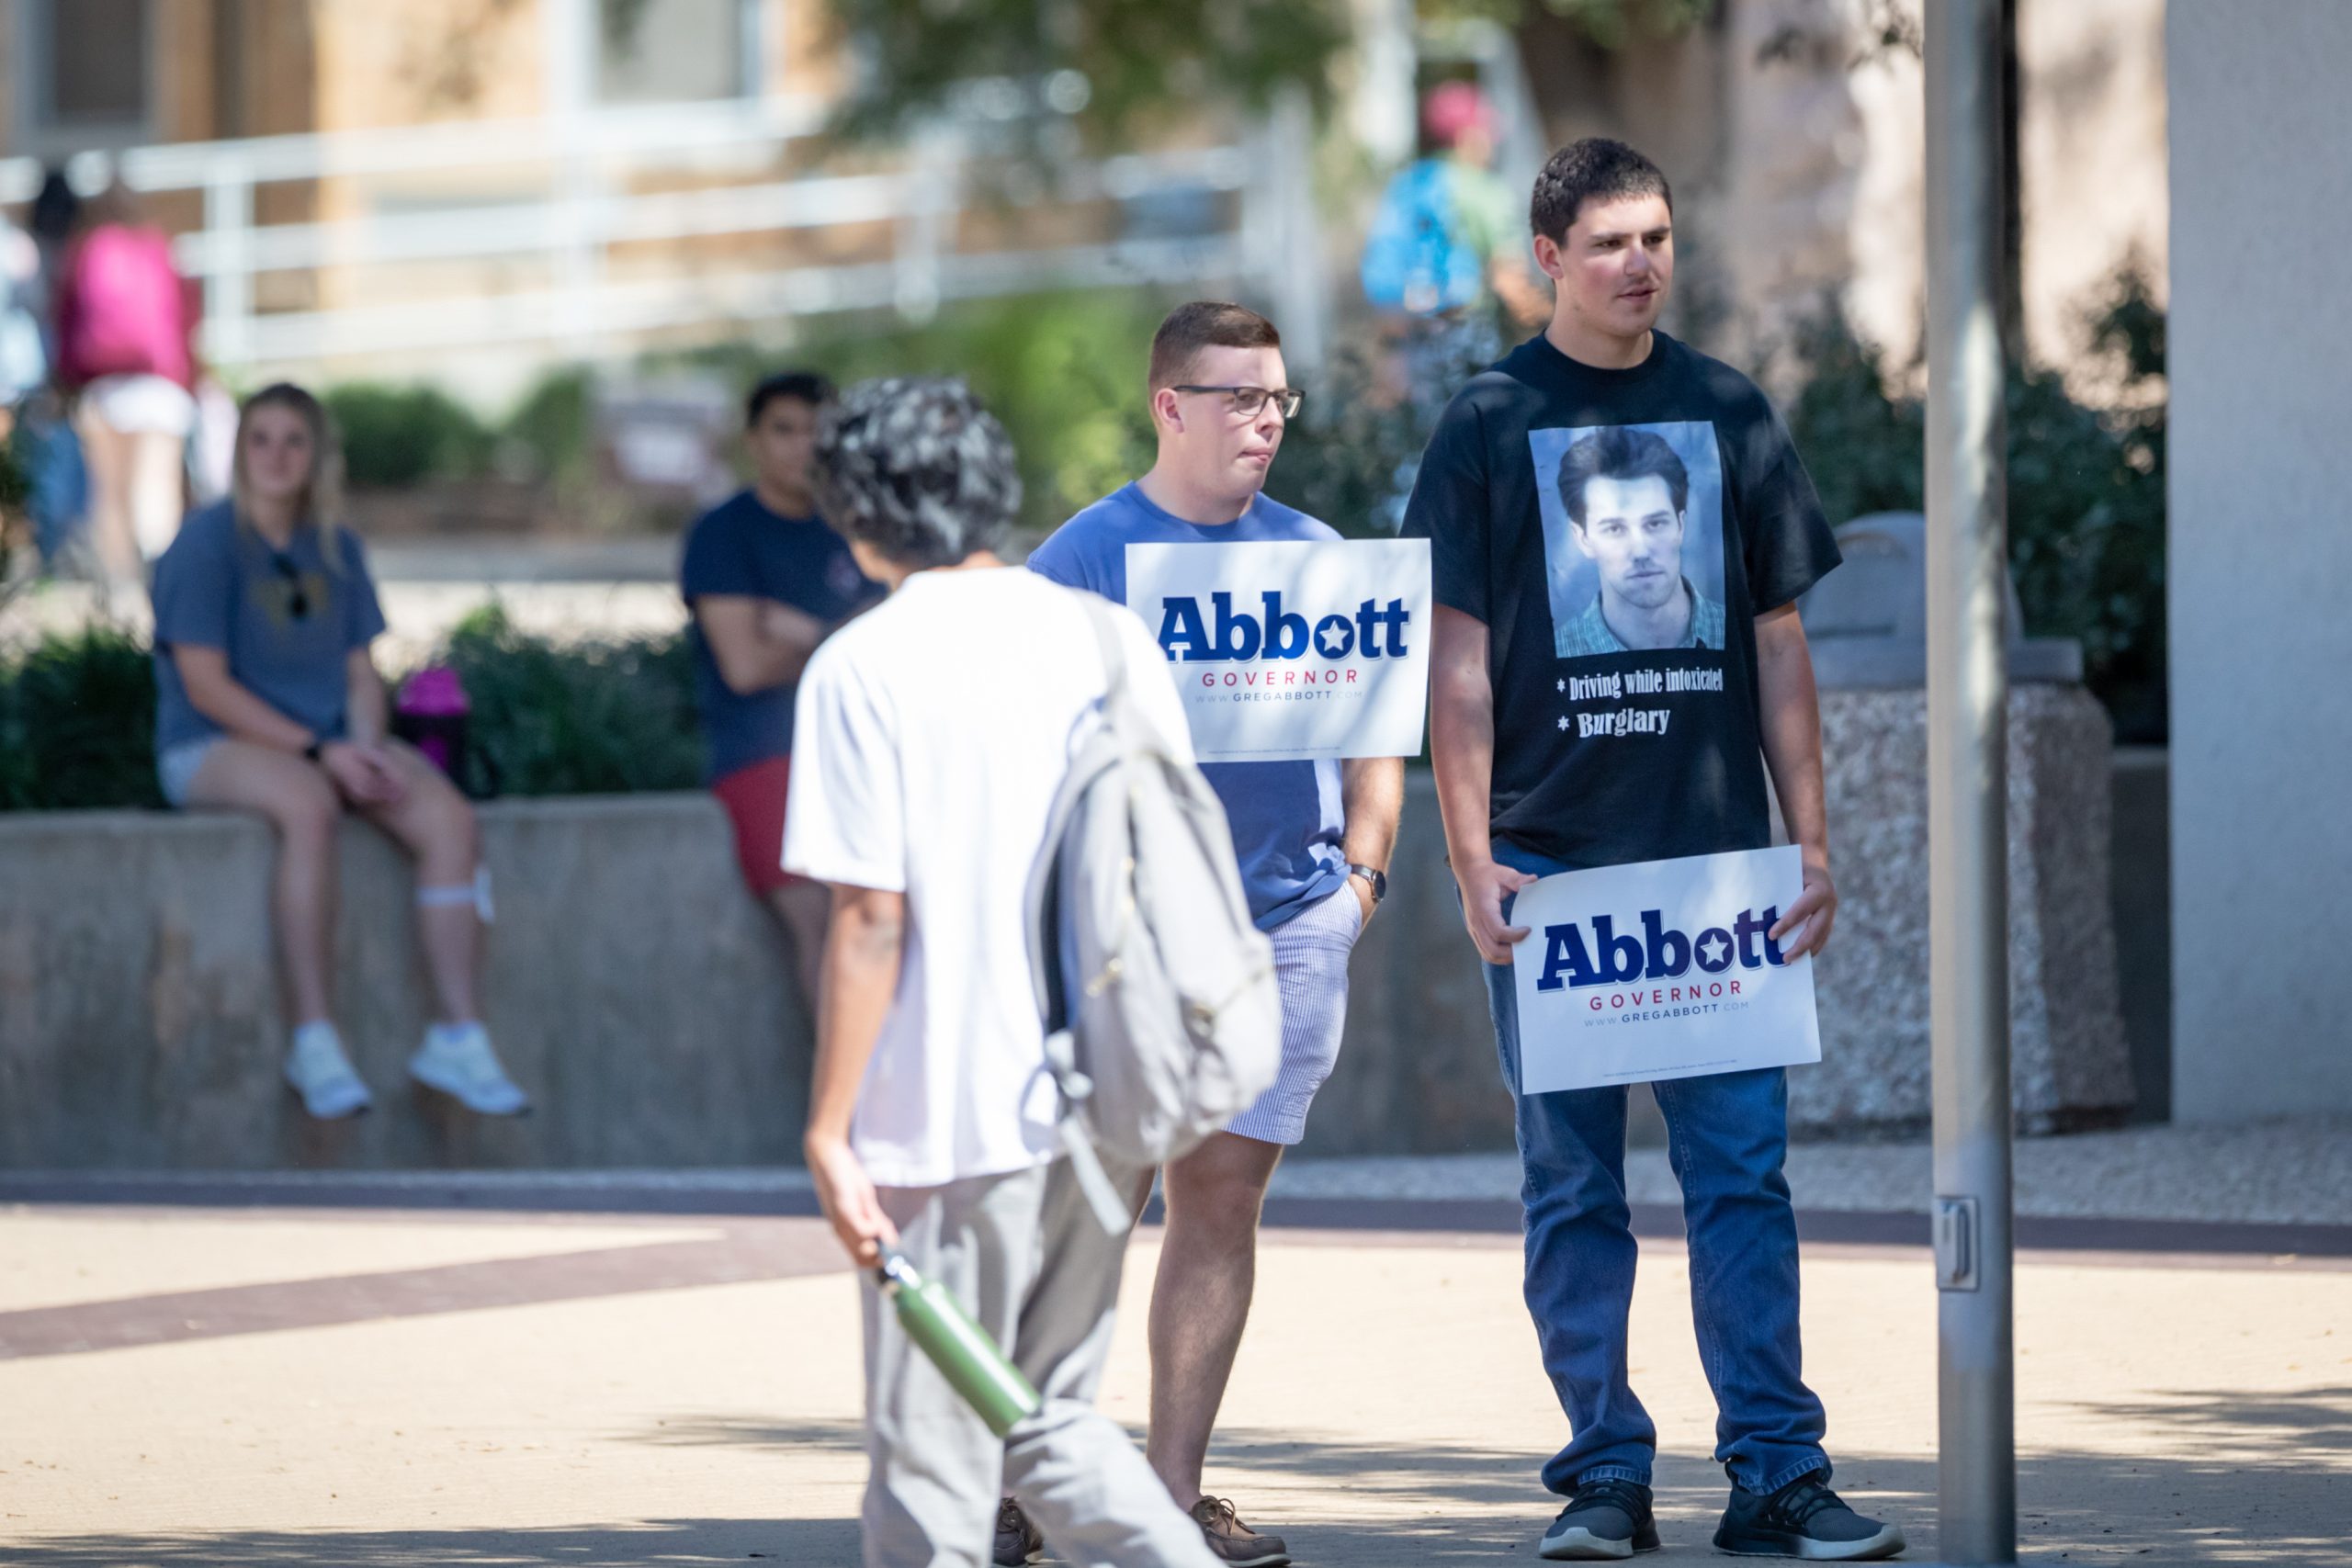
[
  {"x1": 1019, "y1": 301, "x2": 1406, "y2": 1568},
  {"x1": 1404, "y1": 141, "x2": 1905, "y2": 1561},
  {"x1": 682, "y1": 371, "x2": 878, "y2": 1011}
]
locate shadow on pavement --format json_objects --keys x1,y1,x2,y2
[
  {"x1": 14, "y1": 1404, "x2": 2350, "y2": 1565},
  {"x1": 0, "y1": 1517, "x2": 860, "y2": 1566},
  {"x1": 2072, "y1": 1383, "x2": 2352, "y2": 1450}
]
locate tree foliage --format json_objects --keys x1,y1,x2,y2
[
  {"x1": 819, "y1": 0, "x2": 1348, "y2": 143},
  {"x1": 1779, "y1": 263, "x2": 2168, "y2": 741}
]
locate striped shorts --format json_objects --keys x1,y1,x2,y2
[{"x1": 1225, "y1": 883, "x2": 1363, "y2": 1145}]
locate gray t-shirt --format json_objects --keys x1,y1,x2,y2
[{"x1": 151, "y1": 501, "x2": 388, "y2": 751}]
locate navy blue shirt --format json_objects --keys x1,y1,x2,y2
[
  {"x1": 1027, "y1": 483, "x2": 1350, "y2": 932},
  {"x1": 680, "y1": 490, "x2": 877, "y2": 782},
  {"x1": 152, "y1": 501, "x2": 388, "y2": 751}
]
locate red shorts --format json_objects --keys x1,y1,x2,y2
[{"x1": 711, "y1": 756, "x2": 800, "y2": 895}]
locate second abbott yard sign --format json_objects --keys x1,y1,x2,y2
[
  {"x1": 1125, "y1": 539, "x2": 1432, "y2": 762},
  {"x1": 1510, "y1": 845, "x2": 1823, "y2": 1094}
]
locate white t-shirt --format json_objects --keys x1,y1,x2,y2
[{"x1": 782, "y1": 567, "x2": 1193, "y2": 1189}]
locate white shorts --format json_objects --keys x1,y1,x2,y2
[
  {"x1": 156, "y1": 737, "x2": 222, "y2": 807},
  {"x1": 1224, "y1": 882, "x2": 1363, "y2": 1145},
  {"x1": 85, "y1": 373, "x2": 196, "y2": 437}
]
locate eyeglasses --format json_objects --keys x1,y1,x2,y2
[
  {"x1": 1171, "y1": 385, "x2": 1304, "y2": 421},
  {"x1": 270, "y1": 551, "x2": 311, "y2": 620}
]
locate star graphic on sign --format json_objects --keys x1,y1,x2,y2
[
  {"x1": 1557, "y1": 715, "x2": 1570, "y2": 731},
  {"x1": 1698, "y1": 931, "x2": 1731, "y2": 968},
  {"x1": 1315, "y1": 620, "x2": 1352, "y2": 658},
  {"x1": 1556, "y1": 678, "x2": 1566, "y2": 693}
]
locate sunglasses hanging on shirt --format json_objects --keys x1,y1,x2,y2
[{"x1": 270, "y1": 551, "x2": 311, "y2": 620}]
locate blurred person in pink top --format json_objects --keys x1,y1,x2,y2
[{"x1": 54, "y1": 181, "x2": 198, "y2": 611}]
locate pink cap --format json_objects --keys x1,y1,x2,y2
[{"x1": 1423, "y1": 81, "x2": 1497, "y2": 149}]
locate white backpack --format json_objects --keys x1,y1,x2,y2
[{"x1": 1025, "y1": 592, "x2": 1281, "y2": 1232}]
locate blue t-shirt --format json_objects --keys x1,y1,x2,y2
[
  {"x1": 151, "y1": 501, "x2": 389, "y2": 752},
  {"x1": 680, "y1": 490, "x2": 877, "y2": 782},
  {"x1": 1028, "y1": 483, "x2": 1349, "y2": 931}
]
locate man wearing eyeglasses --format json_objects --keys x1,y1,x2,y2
[{"x1": 1019, "y1": 301, "x2": 1405, "y2": 1568}]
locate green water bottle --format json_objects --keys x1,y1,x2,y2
[{"x1": 876, "y1": 1248, "x2": 1041, "y2": 1437}]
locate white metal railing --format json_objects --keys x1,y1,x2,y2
[{"x1": 0, "y1": 93, "x2": 1318, "y2": 373}]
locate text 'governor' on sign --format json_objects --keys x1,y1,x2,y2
[{"x1": 1124, "y1": 539, "x2": 1433, "y2": 763}]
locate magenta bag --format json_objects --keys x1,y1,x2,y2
[{"x1": 392, "y1": 666, "x2": 497, "y2": 797}]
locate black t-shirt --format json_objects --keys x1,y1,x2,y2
[{"x1": 1401, "y1": 330, "x2": 1840, "y2": 869}]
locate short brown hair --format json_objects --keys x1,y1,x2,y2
[
  {"x1": 1148, "y1": 301, "x2": 1281, "y2": 393},
  {"x1": 1530, "y1": 138, "x2": 1671, "y2": 245}
]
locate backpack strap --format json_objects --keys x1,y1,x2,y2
[
  {"x1": 1041, "y1": 588, "x2": 1143, "y2": 1237},
  {"x1": 1045, "y1": 1028, "x2": 1136, "y2": 1236}
]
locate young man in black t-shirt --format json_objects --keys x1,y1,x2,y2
[{"x1": 1403, "y1": 140, "x2": 1905, "y2": 1562}]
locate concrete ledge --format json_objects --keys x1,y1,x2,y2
[
  {"x1": 1309, "y1": 688, "x2": 2136, "y2": 1154},
  {"x1": 1805, "y1": 684, "x2": 2136, "y2": 1134},
  {"x1": 0, "y1": 795, "x2": 807, "y2": 1169},
  {"x1": 1, "y1": 690, "x2": 2135, "y2": 1169}
]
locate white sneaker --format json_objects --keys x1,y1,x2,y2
[
  {"x1": 408, "y1": 1022, "x2": 531, "y2": 1117},
  {"x1": 285, "y1": 1022, "x2": 373, "y2": 1120}
]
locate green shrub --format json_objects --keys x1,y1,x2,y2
[
  {"x1": 668, "y1": 289, "x2": 1168, "y2": 533},
  {"x1": 0, "y1": 626, "x2": 162, "y2": 810},
  {"x1": 323, "y1": 382, "x2": 496, "y2": 490},
  {"x1": 0, "y1": 610, "x2": 704, "y2": 813},
  {"x1": 1265, "y1": 316, "x2": 1506, "y2": 536},
  {"x1": 435, "y1": 604, "x2": 704, "y2": 795},
  {"x1": 1779, "y1": 270, "x2": 2167, "y2": 741},
  {"x1": 499, "y1": 365, "x2": 596, "y2": 491}
]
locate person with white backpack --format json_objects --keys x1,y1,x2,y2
[{"x1": 786, "y1": 377, "x2": 1273, "y2": 1568}]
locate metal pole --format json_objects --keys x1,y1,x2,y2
[{"x1": 1924, "y1": 1, "x2": 2016, "y2": 1563}]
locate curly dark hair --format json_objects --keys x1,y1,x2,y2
[
  {"x1": 1530, "y1": 138, "x2": 1672, "y2": 244},
  {"x1": 813, "y1": 378, "x2": 1021, "y2": 570}
]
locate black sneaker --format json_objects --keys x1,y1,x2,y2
[
  {"x1": 993, "y1": 1495, "x2": 1044, "y2": 1566},
  {"x1": 1540, "y1": 1477, "x2": 1662, "y2": 1560},
  {"x1": 1713, "y1": 1472, "x2": 1905, "y2": 1560}
]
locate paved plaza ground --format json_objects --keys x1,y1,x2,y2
[{"x1": 4, "y1": 1139, "x2": 2348, "y2": 1567}]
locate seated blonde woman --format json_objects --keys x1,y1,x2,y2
[{"x1": 149, "y1": 382, "x2": 528, "y2": 1120}]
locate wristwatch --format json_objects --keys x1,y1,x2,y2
[{"x1": 1347, "y1": 863, "x2": 1388, "y2": 906}]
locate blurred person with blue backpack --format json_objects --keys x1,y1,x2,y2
[
  {"x1": 1357, "y1": 84, "x2": 1549, "y2": 531},
  {"x1": 1360, "y1": 81, "x2": 1548, "y2": 329}
]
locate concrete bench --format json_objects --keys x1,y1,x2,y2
[{"x1": 0, "y1": 702, "x2": 2134, "y2": 1170}]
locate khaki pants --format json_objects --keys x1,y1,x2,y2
[{"x1": 860, "y1": 1155, "x2": 1217, "y2": 1568}]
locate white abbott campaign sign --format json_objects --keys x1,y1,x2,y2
[
  {"x1": 1124, "y1": 538, "x2": 1431, "y2": 762},
  {"x1": 1510, "y1": 844, "x2": 1822, "y2": 1094}
]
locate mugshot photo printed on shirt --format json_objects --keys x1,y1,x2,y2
[{"x1": 1531, "y1": 419, "x2": 1729, "y2": 661}]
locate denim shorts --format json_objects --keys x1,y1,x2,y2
[{"x1": 155, "y1": 737, "x2": 222, "y2": 807}]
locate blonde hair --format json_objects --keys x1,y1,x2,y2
[{"x1": 232, "y1": 382, "x2": 350, "y2": 570}]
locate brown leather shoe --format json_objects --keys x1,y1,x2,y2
[{"x1": 1190, "y1": 1496, "x2": 1291, "y2": 1567}]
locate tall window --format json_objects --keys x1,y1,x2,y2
[
  {"x1": 20, "y1": 0, "x2": 154, "y2": 147},
  {"x1": 595, "y1": 0, "x2": 756, "y2": 105}
]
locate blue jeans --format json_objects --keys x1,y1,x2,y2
[{"x1": 1484, "y1": 839, "x2": 1828, "y2": 1496}]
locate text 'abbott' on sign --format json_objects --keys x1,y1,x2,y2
[
  {"x1": 1124, "y1": 538, "x2": 1432, "y2": 763},
  {"x1": 1509, "y1": 844, "x2": 1822, "y2": 1095}
]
